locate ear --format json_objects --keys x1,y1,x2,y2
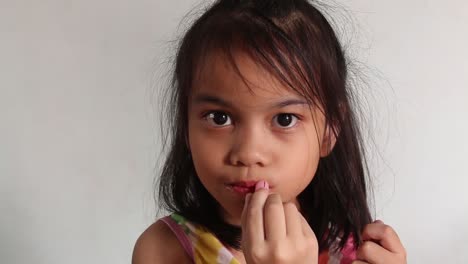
[{"x1": 319, "y1": 123, "x2": 339, "y2": 157}]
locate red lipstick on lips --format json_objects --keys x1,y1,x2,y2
[{"x1": 228, "y1": 181, "x2": 257, "y2": 194}]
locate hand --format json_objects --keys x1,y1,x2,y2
[
  {"x1": 240, "y1": 180, "x2": 318, "y2": 264},
  {"x1": 352, "y1": 220, "x2": 407, "y2": 264}
]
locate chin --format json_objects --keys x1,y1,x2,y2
[{"x1": 218, "y1": 203, "x2": 243, "y2": 226}]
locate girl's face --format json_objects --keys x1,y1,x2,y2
[{"x1": 187, "y1": 51, "x2": 336, "y2": 226}]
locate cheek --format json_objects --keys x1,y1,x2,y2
[
  {"x1": 188, "y1": 124, "x2": 226, "y2": 180},
  {"x1": 274, "y1": 129, "x2": 321, "y2": 199},
  {"x1": 279, "y1": 143, "x2": 318, "y2": 181}
]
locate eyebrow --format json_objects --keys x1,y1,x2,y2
[{"x1": 193, "y1": 93, "x2": 310, "y2": 109}]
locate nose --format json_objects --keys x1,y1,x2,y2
[{"x1": 228, "y1": 125, "x2": 271, "y2": 167}]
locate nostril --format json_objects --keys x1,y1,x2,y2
[{"x1": 228, "y1": 146, "x2": 268, "y2": 167}]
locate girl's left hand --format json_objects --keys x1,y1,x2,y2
[{"x1": 352, "y1": 220, "x2": 407, "y2": 264}]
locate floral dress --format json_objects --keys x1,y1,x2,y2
[{"x1": 161, "y1": 213, "x2": 357, "y2": 264}]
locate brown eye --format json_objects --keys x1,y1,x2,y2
[
  {"x1": 273, "y1": 113, "x2": 298, "y2": 128},
  {"x1": 205, "y1": 111, "x2": 232, "y2": 126}
]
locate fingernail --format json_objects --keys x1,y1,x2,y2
[{"x1": 255, "y1": 180, "x2": 269, "y2": 191}]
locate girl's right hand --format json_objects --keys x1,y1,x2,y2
[{"x1": 241, "y1": 180, "x2": 319, "y2": 264}]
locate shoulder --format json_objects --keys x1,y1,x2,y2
[{"x1": 131, "y1": 218, "x2": 192, "y2": 264}]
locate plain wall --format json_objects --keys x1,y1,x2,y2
[{"x1": 1, "y1": 0, "x2": 467, "y2": 263}]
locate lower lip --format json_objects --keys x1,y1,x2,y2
[{"x1": 227, "y1": 185, "x2": 255, "y2": 194}]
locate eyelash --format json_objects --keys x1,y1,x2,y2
[{"x1": 201, "y1": 111, "x2": 302, "y2": 129}]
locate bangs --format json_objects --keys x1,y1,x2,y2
[
  {"x1": 189, "y1": 9, "x2": 324, "y2": 111},
  {"x1": 161, "y1": 0, "x2": 370, "y2": 252}
]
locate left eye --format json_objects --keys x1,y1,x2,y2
[{"x1": 273, "y1": 114, "x2": 298, "y2": 128}]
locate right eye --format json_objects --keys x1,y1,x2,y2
[{"x1": 204, "y1": 111, "x2": 232, "y2": 127}]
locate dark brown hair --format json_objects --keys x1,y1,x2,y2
[{"x1": 157, "y1": 0, "x2": 373, "y2": 253}]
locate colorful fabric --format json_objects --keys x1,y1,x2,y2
[{"x1": 161, "y1": 213, "x2": 357, "y2": 264}]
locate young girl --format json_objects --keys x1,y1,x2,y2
[{"x1": 133, "y1": 0, "x2": 406, "y2": 263}]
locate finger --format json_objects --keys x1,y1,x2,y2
[
  {"x1": 241, "y1": 181, "x2": 270, "y2": 244},
  {"x1": 284, "y1": 202, "x2": 302, "y2": 237},
  {"x1": 241, "y1": 183, "x2": 266, "y2": 227},
  {"x1": 264, "y1": 193, "x2": 286, "y2": 240},
  {"x1": 241, "y1": 193, "x2": 252, "y2": 223},
  {"x1": 351, "y1": 261, "x2": 369, "y2": 264},
  {"x1": 361, "y1": 222, "x2": 405, "y2": 254},
  {"x1": 356, "y1": 240, "x2": 393, "y2": 264},
  {"x1": 299, "y1": 213, "x2": 316, "y2": 238}
]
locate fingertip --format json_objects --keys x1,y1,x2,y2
[{"x1": 255, "y1": 180, "x2": 269, "y2": 191}]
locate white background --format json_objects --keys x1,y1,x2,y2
[{"x1": 1, "y1": 0, "x2": 467, "y2": 263}]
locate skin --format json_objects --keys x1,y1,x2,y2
[
  {"x1": 187, "y1": 50, "x2": 334, "y2": 227},
  {"x1": 241, "y1": 181, "x2": 319, "y2": 263},
  {"x1": 352, "y1": 220, "x2": 407, "y2": 264},
  {"x1": 131, "y1": 50, "x2": 407, "y2": 263},
  {"x1": 187, "y1": 50, "x2": 333, "y2": 263}
]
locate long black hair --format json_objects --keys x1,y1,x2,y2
[{"x1": 157, "y1": 0, "x2": 373, "y2": 253}]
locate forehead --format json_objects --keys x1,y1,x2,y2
[{"x1": 191, "y1": 49, "x2": 300, "y2": 103}]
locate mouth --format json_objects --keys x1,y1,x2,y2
[{"x1": 226, "y1": 181, "x2": 257, "y2": 195}]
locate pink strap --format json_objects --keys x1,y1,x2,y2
[
  {"x1": 160, "y1": 216, "x2": 194, "y2": 261},
  {"x1": 339, "y1": 234, "x2": 357, "y2": 264}
]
